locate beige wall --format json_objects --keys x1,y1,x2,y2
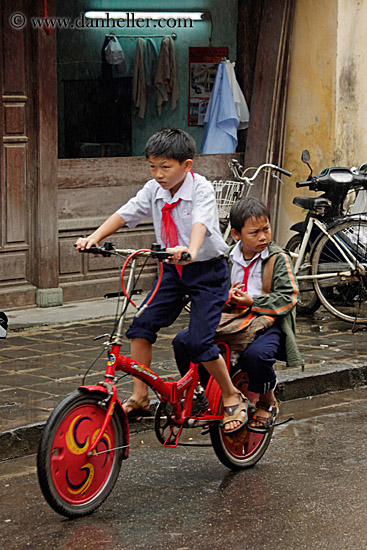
[
  {"x1": 281, "y1": 0, "x2": 367, "y2": 246},
  {"x1": 335, "y1": 0, "x2": 367, "y2": 165}
]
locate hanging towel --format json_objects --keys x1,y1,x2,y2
[
  {"x1": 133, "y1": 38, "x2": 146, "y2": 118},
  {"x1": 201, "y1": 61, "x2": 239, "y2": 154},
  {"x1": 155, "y1": 36, "x2": 178, "y2": 115},
  {"x1": 144, "y1": 38, "x2": 159, "y2": 87},
  {"x1": 224, "y1": 60, "x2": 250, "y2": 129}
]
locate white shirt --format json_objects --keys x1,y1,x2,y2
[
  {"x1": 116, "y1": 172, "x2": 227, "y2": 262},
  {"x1": 229, "y1": 242, "x2": 269, "y2": 297}
]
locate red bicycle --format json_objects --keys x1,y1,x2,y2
[{"x1": 37, "y1": 243, "x2": 275, "y2": 518}]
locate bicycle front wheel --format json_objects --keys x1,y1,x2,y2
[
  {"x1": 37, "y1": 391, "x2": 124, "y2": 518},
  {"x1": 210, "y1": 369, "x2": 273, "y2": 470},
  {"x1": 312, "y1": 218, "x2": 367, "y2": 323}
]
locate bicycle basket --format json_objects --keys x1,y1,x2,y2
[{"x1": 210, "y1": 180, "x2": 243, "y2": 220}]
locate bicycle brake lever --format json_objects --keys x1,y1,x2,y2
[
  {"x1": 135, "y1": 304, "x2": 148, "y2": 319},
  {"x1": 93, "y1": 333, "x2": 111, "y2": 341}
]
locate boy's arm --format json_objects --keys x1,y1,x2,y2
[
  {"x1": 251, "y1": 252, "x2": 298, "y2": 316},
  {"x1": 75, "y1": 213, "x2": 126, "y2": 250},
  {"x1": 166, "y1": 222, "x2": 206, "y2": 263},
  {"x1": 188, "y1": 222, "x2": 207, "y2": 260}
]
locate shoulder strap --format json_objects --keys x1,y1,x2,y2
[{"x1": 261, "y1": 253, "x2": 277, "y2": 294}]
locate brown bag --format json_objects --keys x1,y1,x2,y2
[{"x1": 214, "y1": 253, "x2": 277, "y2": 352}]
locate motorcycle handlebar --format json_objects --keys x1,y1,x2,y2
[{"x1": 296, "y1": 181, "x2": 311, "y2": 188}]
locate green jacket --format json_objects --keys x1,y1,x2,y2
[{"x1": 226, "y1": 241, "x2": 304, "y2": 368}]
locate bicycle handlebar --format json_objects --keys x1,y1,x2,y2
[
  {"x1": 229, "y1": 161, "x2": 292, "y2": 182},
  {"x1": 250, "y1": 163, "x2": 292, "y2": 182},
  {"x1": 75, "y1": 243, "x2": 191, "y2": 262},
  {"x1": 277, "y1": 167, "x2": 292, "y2": 177}
]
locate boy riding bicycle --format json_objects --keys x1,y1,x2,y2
[
  {"x1": 76, "y1": 128, "x2": 248, "y2": 434},
  {"x1": 174, "y1": 197, "x2": 303, "y2": 432}
]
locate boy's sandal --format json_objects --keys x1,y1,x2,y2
[
  {"x1": 247, "y1": 401, "x2": 279, "y2": 434},
  {"x1": 222, "y1": 392, "x2": 249, "y2": 435},
  {"x1": 122, "y1": 397, "x2": 150, "y2": 420}
]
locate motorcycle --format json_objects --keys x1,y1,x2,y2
[{"x1": 286, "y1": 150, "x2": 367, "y2": 315}]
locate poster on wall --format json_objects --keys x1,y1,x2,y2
[{"x1": 188, "y1": 46, "x2": 229, "y2": 126}]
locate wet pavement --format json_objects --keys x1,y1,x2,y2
[
  {"x1": 2, "y1": 388, "x2": 367, "y2": 549},
  {"x1": 1, "y1": 298, "x2": 367, "y2": 460}
]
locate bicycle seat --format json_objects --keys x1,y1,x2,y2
[{"x1": 293, "y1": 196, "x2": 332, "y2": 211}]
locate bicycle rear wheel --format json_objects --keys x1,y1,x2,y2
[
  {"x1": 312, "y1": 218, "x2": 367, "y2": 323},
  {"x1": 37, "y1": 391, "x2": 124, "y2": 518},
  {"x1": 210, "y1": 369, "x2": 273, "y2": 470},
  {"x1": 286, "y1": 234, "x2": 321, "y2": 315}
]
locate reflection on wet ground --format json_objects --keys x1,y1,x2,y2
[{"x1": 0, "y1": 307, "x2": 367, "y2": 432}]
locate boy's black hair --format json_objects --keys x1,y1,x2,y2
[
  {"x1": 144, "y1": 128, "x2": 196, "y2": 163},
  {"x1": 230, "y1": 197, "x2": 271, "y2": 233}
]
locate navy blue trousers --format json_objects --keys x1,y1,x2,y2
[
  {"x1": 173, "y1": 323, "x2": 282, "y2": 394},
  {"x1": 126, "y1": 258, "x2": 229, "y2": 364}
]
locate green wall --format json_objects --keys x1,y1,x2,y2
[{"x1": 56, "y1": 0, "x2": 238, "y2": 156}]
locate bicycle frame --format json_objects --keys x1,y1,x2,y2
[
  {"x1": 81, "y1": 341, "x2": 228, "y2": 454},
  {"x1": 292, "y1": 215, "x2": 366, "y2": 281},
  {"x1": 79, "y1": 249, "x2": 229, "y2": 455}
]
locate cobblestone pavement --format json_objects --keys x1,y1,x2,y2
[{"x1": 1, "y1": 305, "x2": 367, "y2": 459}]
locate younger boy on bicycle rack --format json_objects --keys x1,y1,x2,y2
[
  {"x1": 174, "y1": 197, "x2": 303, "y2": 432},
  {"x1": 75, "y1": 128, "x2": 248, "y2": 434}
]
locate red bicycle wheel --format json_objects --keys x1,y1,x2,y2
[
  {"x1": 37, "y1": 391, "x2": 124, "y2": 517},
  {"x1": 210, "y1": 369, "x2": 274, "y2": 470}
]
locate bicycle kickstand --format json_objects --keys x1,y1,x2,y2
[{"x1": 163, "y1": 426, "x2": 183, "y2": 448}]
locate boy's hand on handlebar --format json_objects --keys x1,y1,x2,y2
[
  {"x1": 229, "y1": 282, "x2": 254, "y2": 307},
  {"x1": 75, "y1": 236, "x2": 99, "y2": 251},
  {"x1": 166, "y1": 246, "x2": 193, "y2": 264}
]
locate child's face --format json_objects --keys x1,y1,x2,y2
[
  {"x1": 147, "y1": 155, "x2": 193, "y2": 195},
  {"x1": 231, "y1": 215, "x2": 271, "y2": 258}
]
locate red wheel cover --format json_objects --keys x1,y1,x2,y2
[{"x1": 49, "y1": 403, "x2": 117, "y2": 505}]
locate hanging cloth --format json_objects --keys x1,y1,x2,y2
[
  {"x1": 155, "y1": 36, "x2": 178, "y2": 115},
  {"x1": 201, "y1": 61, "x2": 239, "y2": 154},
  {"x1": 224, "y1": 60, "x2": 250, "y2": 130},
  {"x1": 133, "y1": 38, "x2": 146, "y2": 119},
  {"x1": 144, "y1": 38, "x2": 159, "y2": 87},
  {"x1": 104, "y1": 36, "x2": 126, "y2": 75}
]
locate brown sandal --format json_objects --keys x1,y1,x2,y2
[
  {"x1": 222, "y1": 392, "x2": 249, "y2": 435},
  {"x1": 122, "y1": 397, "x2": 150, "y2": 420},
  {"x1": 247, "y1": 401, "x2": 278, "y2": 433}
]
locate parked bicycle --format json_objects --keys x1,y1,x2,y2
[
  {"x1": 37, "y1": 243, "x2": 287, "y2": 518},
  {"x1": 212, "y1": 160, "x2": 292, "y2": 243},
  {"x1": 183, "y1": 160, "x2": 291, "y2": 315},
  {"x1": 285, "y1": 150, "x2": 367, "y2": 325}
]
